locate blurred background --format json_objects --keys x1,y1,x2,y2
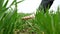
[{"x1": 4, "y1": 0, "x2": 60, "y2": 13}]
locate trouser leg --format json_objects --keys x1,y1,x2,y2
[{"x1": 38, "y1": 0, "x2": 54, "y2": 13}]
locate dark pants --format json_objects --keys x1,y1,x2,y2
[{"x1": 38, "y1": 0, "x2": 54, "y2": 13}]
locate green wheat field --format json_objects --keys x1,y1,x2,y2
[{"x1": 0, "y1": 0, "x2": 60, "y2": 34}]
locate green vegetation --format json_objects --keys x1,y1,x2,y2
[
  {"x1": 0, "y1": 0, "x2": 60, "y2": 34},
  {"x1": 34, "y1": 8, "x2": 60, "y2": 34}
]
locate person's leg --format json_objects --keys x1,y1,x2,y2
[{"x1": 38, "y1": 0, "x2": 54, "y2": 13}]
